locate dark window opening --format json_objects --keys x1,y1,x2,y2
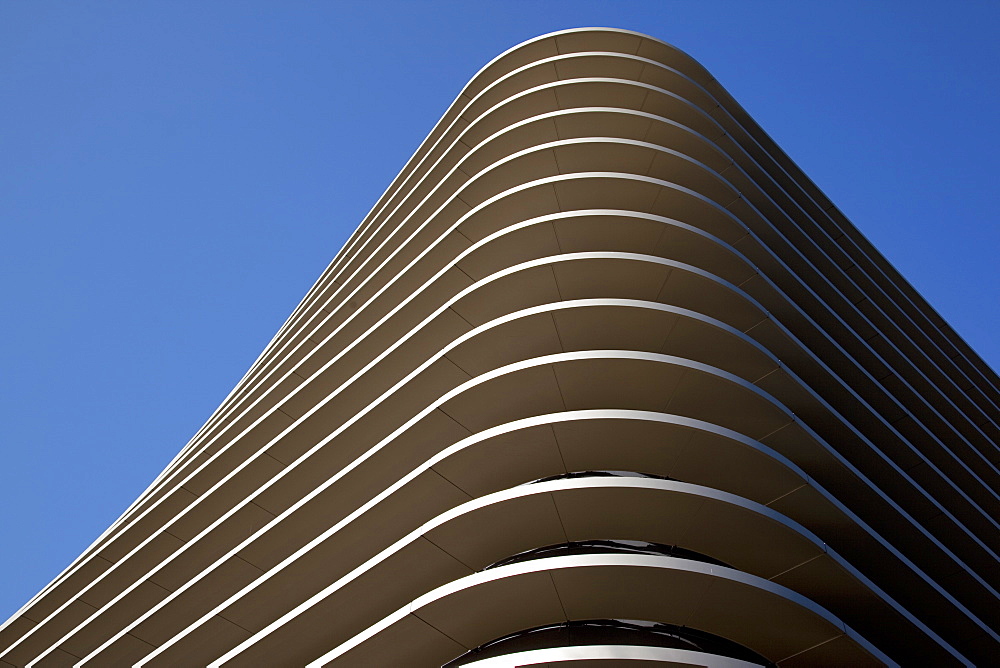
[
  {"x1": 442, "y1": 618, "x2": 774, "y2": 667},
  {"x1": 484, "y1": 539, "x2": 732, "y2": 570},
  {"x1": 525, "y1": 470, "x2": 675, "y2": 485}
]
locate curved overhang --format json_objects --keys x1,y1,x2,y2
[
  {"x1": 4, "y1": 26, "x2": 998, "y2": 668},
  {"x1": 298, "y1": 554, "x2": 892, "y2": 668},
  {"x1": 90, "y1": 56, "x2": 996, "y2": 560},
  {"x1": 11, "y1": 251, "x2": 998, "y2": 664},
  {"x1": 13, "y1": 282, "x2": 997, "y2": 665},
  {"x1": 165, "y1": 475, "x2": 960, "y2": 666},
  {"x1": 213, "y1": 31, "x2": 992, "y2": 464}
]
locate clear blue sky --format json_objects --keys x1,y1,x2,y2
[{"x1": 1, "y1": 1, "x2": 997, "y2": 622}]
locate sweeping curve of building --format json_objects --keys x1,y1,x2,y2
[{"x1": 3, "y1": 27, "x2": 999, "y2": 667}]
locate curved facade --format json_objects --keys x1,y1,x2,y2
[{"x1": 2, "y1": 28, "x2": 998, "y2": 667}]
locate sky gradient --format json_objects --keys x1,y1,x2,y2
[{"x1": 1, "y1": 1, "x2": 997, "y2": 622}]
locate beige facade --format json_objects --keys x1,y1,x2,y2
[{"x1": 1, "y1": 28, "x2": 998, "y2": 667}]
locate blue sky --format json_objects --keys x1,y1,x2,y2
[{"x1": 1, "y1": 1, "x2": 997, "y2": 621}]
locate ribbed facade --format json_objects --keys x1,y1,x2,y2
[{"x1": 2, "y1": 28, "x2": 998, "y2": 667}]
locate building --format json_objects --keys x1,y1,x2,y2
[{"x1": 2, "y1": 27, "x2": 998, "y2": 667}]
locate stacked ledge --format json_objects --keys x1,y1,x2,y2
[{"x1": 2, "y1": 27, "x2": 998, "y2": 667}]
